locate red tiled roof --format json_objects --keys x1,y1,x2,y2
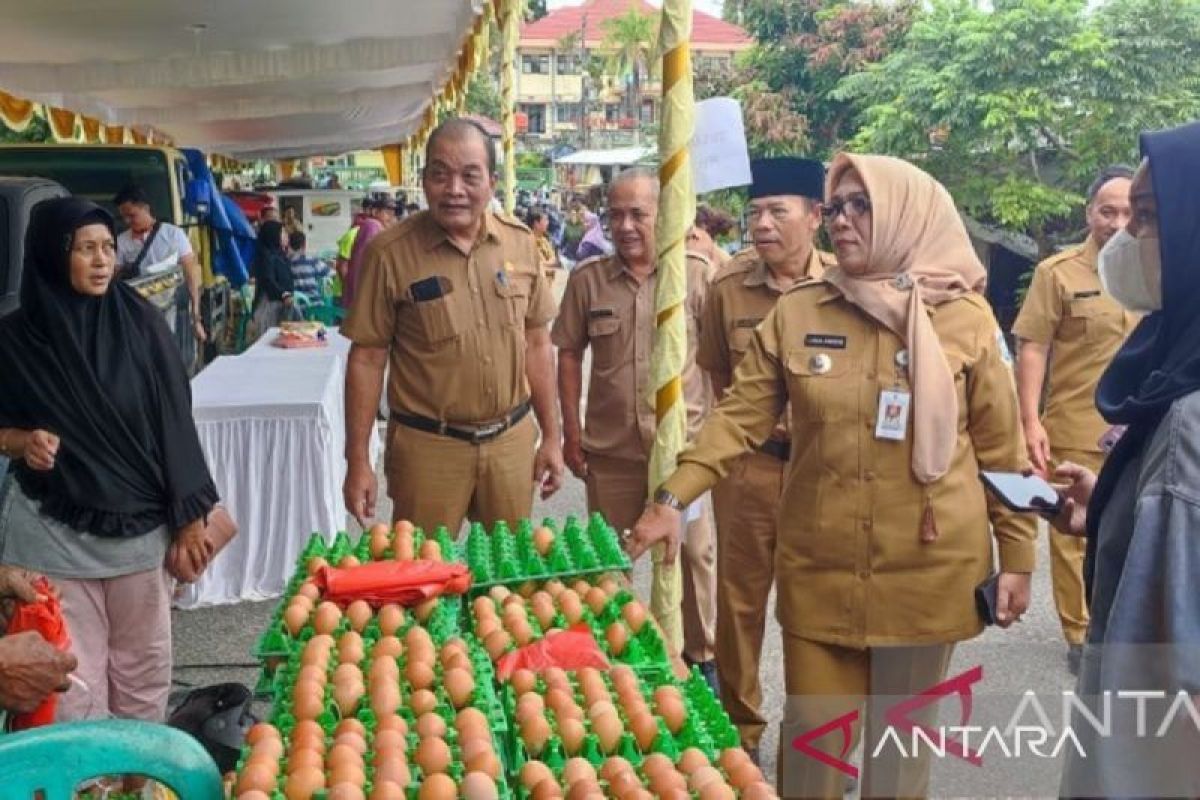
[{"x1": 521, "y1": 0, "x2": 753, "y2": 48}]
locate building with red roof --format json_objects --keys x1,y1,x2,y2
[{"x1": 516, "y1": 0, "x2": 752, "y2": 145}]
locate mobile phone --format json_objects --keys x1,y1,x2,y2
[
  {"x1": 979, "y1": 471, "x2": 1061, "y2": 514},
  {"x1": 975, "y1": 572, "x2": 1000, "y2": 626}
]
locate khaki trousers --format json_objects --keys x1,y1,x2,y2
[
  {"x1": 1049, "y1": 447, "x2": 1103, "y2": 645},
  {"x1": 585, "y1": 453, "x2": 717, "y2": 662},
  {"x1": 385, "y1": 414, "x2": 537, "y2": 533},
  {"x1": 711, "y1": 449, "x2": 786, "y2": 748},
  {"x1": 780, "y1": 635, "x2": 954, "y2": 800}
]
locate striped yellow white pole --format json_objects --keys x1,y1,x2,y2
[
  {"x1": 648, "y1": 0, "x2": 694, "y2": 656},
  {"x1": 500, "y1": 0, "x2": 521, "y2": 213}
]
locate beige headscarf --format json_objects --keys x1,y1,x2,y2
[{"x1": 823, "y1": 153, "x2": 987, "y2": 486}]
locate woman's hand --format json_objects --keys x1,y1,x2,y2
[
  {"x1": 166, "y1": 520, "x2": 213, "y2": 583},
  {"x1": 995, "y1": 572, "x2": 1032, "y2": 627},
  {"x1": 19, "y1": 430, "x2": 59, "y2": 471},
  {"x1": 1048, "y1": 462, "x2": 1096, "y2": 537}
]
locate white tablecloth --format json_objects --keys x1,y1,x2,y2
[{"x1": 177, "y1": 347, "x2": 376, "y2": 608}]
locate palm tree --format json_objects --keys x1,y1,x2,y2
[{"x1": 601, "y1": 6, "x2": 659, "y2": 127}]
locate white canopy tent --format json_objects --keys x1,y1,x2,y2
[
  {"x1": 0, "y1": 0, "x2": 485, "y2": 160},
  {"x1": 554, "y1": 146, "x2": 657, "y2": 166}
]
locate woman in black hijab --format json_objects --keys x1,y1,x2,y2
[
  {"x1": 248, "y1": 218, "x2": 296, "y2": 339},
  {"x1": 0, "y1": 197, "x2": 217, "y2": 722},
  {"x1": 1050, "y1": 121, "x2": 1200, "y2": 797}
]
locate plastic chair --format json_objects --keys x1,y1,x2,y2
[{"x1": 0, "y1": 718, "x2": 224, "y2": 799}]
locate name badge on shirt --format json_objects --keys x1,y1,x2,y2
[{"x1": 875, "y1": 389, "x2": 911, "y2": 441}]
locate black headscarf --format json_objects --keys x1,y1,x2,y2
[
  {"x1": 1085, "y1": 121, "x2": 1200, "y2": 592},
  {"x1": 0, "y1": 197, "x2": 217, "y2": 538},
  {"x1": 252, "y1": 220, "x2": 294, "y2": 306}
]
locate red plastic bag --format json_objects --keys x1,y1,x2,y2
[
  {"x1": 315, "y1": 560, "x2": 472, "y2": 605},
  {"x1": 496, "y1": 624, "x2": 611, "y2": 680},
  {"x1": 7, "y1": 577, "x2": 71, "y2": 729}
]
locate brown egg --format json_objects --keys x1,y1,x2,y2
[
  {"x1": 376, "y1": 714, "x2": 408, "y2": 735},
  {"x1": 291, "y1": 719, "x2": 327, "y2": 749},
  {"x1": 369, "y1": 660, "x2": 399, "y2": 687},
  {"x1": 584, "y1": 587, "x2": 608, "y2": 615},
  {"x1": 465, "y1": 748, "x2": 501, "y2": 780},
  {"x1": 598, "y1": 757, "x2": 633, "y2": 784},
  {"x1": 558, "y1": 590, "x2": 583, "y2": 624},
  {"x1": 393, "y1": 519, "x2": 415, "y2": 536},
  {"x1": 592, "y1": 712, "x2": 623, "y2": 754},
  {"x1": 622, "y1": 601, "x2": 647, "y2": 633},
  {"x1": 506, "y1": 667, "x2": 535, "y2": 695},
  {"x1": 345, "y1": 600, "x2": 373, "y2": 633},
  {"x1": 605, "y1": 623, "x2": 629, "y2": 656},
  {"x1": 521, "y1": 714, "x2": 553, "y2": 756},
  {"x1": 558, "y1": 716, "x2": 585, "y2": 755},
  {"x1": 419, "y1": 539, "x2": 442, "y2": 561},
  {"x1": 333, "y1": 682, "x2": 363, "y2": 715},
  {"x1": 516, "y1": 692, "x2": 546, "y2": 722},
  {"x1": 571, "y1": 580, "x2": 590, "y2": 595},
  {"x1": 251, "y1": 736, "x2": 285, "y2": 763},
  {"x1": 531, "y1": 525, "x2": 555, "y2": 554},
  {"x1": 286, "y1": 746, "x2": 324, "y2": 773},
  {"x1": 415, "y1": 736, "x2": 452, "y2": 775},
  {"x1": 333, "y1": 662, "x2": 362, "y2": 684},
  {"x1": 368, "y1": 521, "x2": 391, "y2": 538},
  {"x1": 609, "y1": 665, "x2": 638, "y2": 691},
  {"x1": 586, "y1": 700, "x2": 617, "y2": 722},
  {"x1": 740, "y1": 782, "x2": 777, "y2": 800},
  {"x1": 284, "y1": 602, "x2": 310, "y2": 636},
  {"x1": 566, "y1": 779, "x2": 605, "y2": 800},
  {"x1": 372, "y1": 763, "x2": 410, "y2": 790},
  {"x1": 445, "y1": 668, "x2": 475, "y2": 708},
  {"x1": 306, "y1": 556, "x2": 329, "y2": 577},
  {"x1": 629, "y1": 710, "x2": 659, "y2": 751},
  {"x1": 483, "y1": 629, "x2": 512, "y2": 660},
  {"x1": 284, "y1": 766, "x2": 326, "y2": 799},
  {"x1": 405, "y1": 659, "x2": 436, "y2": 691},
  {"x1": 329, "y1": 784, "x2": 367, "y2": 800},
  {"x1": 246, "y1": 721, "x2": 281, "y2": 746},
  {"x1": 726, "y1": 759, "x2": 764, "y2": 791},
  {"x1": 313, "y1": 601, "x2": 342, "y2": 635},
  {"x1": 339, "y1": 555, "x2": 361, "y2": 568},
  {"x1": 640, "y1": 753, "x2": 674, "y2": 779},
  {"x1": 508, "y1": 618, "x2": 533, "y2": 647},
  {"x1": 328, "y1": 742, "x2": 364, "y2": 768},
  {"x1": 599, "y1": 575, "x2": 622, "y2": 595},
  {"x1": 530, "y1": 594, "x2": 557, "y2": 630},
  {"x1": 370, "y1": 683, "x2": 401, "y2": 716},
  {"x1": 235, "y1": 762, "x2": 277, "y2": 794},
  {"x1": 327, "y1": 763, "x2": 367, "y2": 790},
  {"x1": 461, "y1": 771, "x2": 499, "y2": 800},
  {"x1": 394, "y1": 535, "x2": 415, "y2": 561},
  {"x1": 653, "y1": 687, "x2": 685, "y2": 734},
  {"x1": 404, "y1": 687, "x2": 434, "y2": 716},
  {"x1": 369, "y1": 782, "x2": 406, "y2": 800},
  {"x1": 375, "y1": 603, "x2": 404, "y2": 636},
  {"x1": 543, "y1": 667, "x2": 570, "y2": 692},
  {"x1": 543, "y1": 579, "x2": 565, "y2": 597},
  {"x1": 292, "y1": 688, "x2": 325, "y2": 720},
  {"x1": 418, "y1": 773, "x2": 457, "y2": 800},
  {"x1": 689, "y1": 767, "x2": 724, "y2": 792},
  {"x1": 562, "y1": 757, "x2": 597, "y2": 787},
  {"x1": 677, "y1": 748, "x2": 710, "y2": 775},
  {"x1": 520, "y1": 759, "x2": 555, "y2": 791},
  {"x1": 370, "y1": 532, "x2": 390, "y2": 560},
  {"x1": 338, "y1": 633, "x2": 365, "y2": 665},
  {"x1": 531, "y1": 778, "x2": 564, "y2": 800},
  {"x1": 416, "y1": 711, "x2": 448, "y2": 739},
  {"x1": 297, "y1": 580, "x2": 321, "y2": 601},
  {"x1": 373, "y1": 636, "x2": 404, "y2": 660},
  {"x1": 647, "y1": 768, "x2": 687, "y2": 797},
  {"x1": 608, "y1": 770, "x2": 643, "y2": 800},
  {"x1": 455, "y1": 706, "x2": 488, "y2": 738},
  {"x1": 236, "y1": 791, "x2": 273, "y2": 800}
]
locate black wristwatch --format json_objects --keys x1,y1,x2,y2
[{"x1": 652, "y1": 488, "x2": 686, "y2": 511}]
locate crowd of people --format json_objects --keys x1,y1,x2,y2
[{"x1": 0, "y1": 106, "x2": 1193, "y2": 799}]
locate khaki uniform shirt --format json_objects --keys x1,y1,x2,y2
[
  {"x1": 552, "y1": 253, "x2": 711, "y2": 461},
  {"x1": 342, "y1": 210, "x2": 557, "y2": 424},
  {"x1": 664, "y1": 282, "x2": 1036, "y2": 647},
  {"x1": 1011, "y1": 238, "x2": 1140, "y2": 452}
]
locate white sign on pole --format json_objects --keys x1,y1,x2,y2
[{"x1": 692, "y1": 97, "x2": 752, "y2": 194}]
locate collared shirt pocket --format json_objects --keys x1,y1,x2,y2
[
  {"x1": 409, "y1": 277, "x2": 461, "y2": 345},
  {"x1": 587, "y1": 312, "x2": 621, "y2": 368},
  {"x1": 1061, "y1": 294, "x2": 1120, "y2": 343},
  {"x1": 785, "y1": 349, "x2": 853, "y2": 422},
  {"x1": 493, "y1": 267, "x2": 529, "y2": 327}
]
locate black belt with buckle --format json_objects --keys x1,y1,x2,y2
[
  {"x1": 759, "y1": 439, "x2": 791, "y2": 461},
  {"x1": 391, "y1": 401, "x2": 531, "y2": 444}
]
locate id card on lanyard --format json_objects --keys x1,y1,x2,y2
[{"x1": 875, "y1": 348, "x2": 912, "y2": 441}]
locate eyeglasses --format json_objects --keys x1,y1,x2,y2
[
  {"x1": 71, "y1": 241, "x2": 117, "y2": 258},
  {"x1": 820, "y1": 194, "x2": 872, "y2": 221}
]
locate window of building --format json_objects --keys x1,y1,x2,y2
[
  {"x1": 520, "y1": 103, "x2": 547, "y2": 134},
  {"x1": 521, "y1": 54, "x2": 550, "y2": 74},
  {"x1": 605, "y1": 104, "x2": 620, "y2": 123},
  {"x1": 556, "y1": 53, "x2": 582, "y2": 75},
  {"x1": 556, "y1": 103, "x2": 582, "y2": 123}
]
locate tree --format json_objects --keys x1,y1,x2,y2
[
  {"x1": 837, "y1": 0, "x2": 1200, "y2": 254},
  {"x1": 464, "y1": 73, "x2": 502, "y2": 121},
  {"x1": 731, "y1": 0, "x2": 915, "y2": 156},
  {"x1": 602, "y1": 6, "x2": 659, "y2": 122},
  {"x1": 0, "y1": 115, "x2": 49, "y2": 144},
  {"x1": 525, "y1": 0, "x2": 549, "y2": 22}
]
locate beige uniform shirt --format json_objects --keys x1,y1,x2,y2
[
  {"x1": 552, "y1": 253, "x2": 711, "y2": 461},
  {"x1": 1011, "y1": 238, "x2": 1140, "y2": 452},
  {"x1": 664, "y1": 282, "x2": 1036, "y2": 647},
  {"x1": 342, "y1": 210, "x2": 557, "y2": 424}
]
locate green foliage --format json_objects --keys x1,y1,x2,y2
[
  {"x1": 525, "y1": 0, "x2": 548, "y2": 22},
  {"x1": 0, "y1": 115, "x2": 50, "y2": 144},
  {"x1": 516, "y1": 151, "x2": 550, "y2": 169},
  {"x1": 602, "y1": 6, "x2": 659, "y2": 119},
  {"x1": 464, "y1": 72, "x2": 502, "y2": 121},
  {"x1": 837, "y1": 0, "x2": 1200, "y2": 254}
]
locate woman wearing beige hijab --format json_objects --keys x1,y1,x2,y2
[{"x1": 629, "y1": 153, "x2": 1035, "y2": 797}]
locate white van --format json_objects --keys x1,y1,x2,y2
[{"x1": 272, "y1": 190, "x2": 361, "y2": 258}]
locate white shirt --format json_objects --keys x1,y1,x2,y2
[{"x1": 117, "y1": 222, "x2": 193, "y2": 276}]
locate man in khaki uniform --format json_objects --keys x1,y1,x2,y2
[
  {"x1": 1012, "y1": 165, "x2": 1139, "y2": 673},
  {"x1": 629, "y1": 154, "x2": 1035, "y2": 797},
  {"x1": 697, "y1": 157, "x2": 833, "y2": 758},
  {"x1": 553, "y1": 169, "x2": 718, "y2": 680},
  {"x1": 343, "y1": 119, "x2": 564, "y2": 533}
]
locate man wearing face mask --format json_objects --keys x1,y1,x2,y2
[
  {"x1": 696, "y1": 157, "x2": 833, "y2": 760},
  {"x1": 1012, "y1": 165, "x2": 1142, "y2": 674}
]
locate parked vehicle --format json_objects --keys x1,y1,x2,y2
[{"x1": 271, "y1": 189, "x2": 362, "y2": 258}]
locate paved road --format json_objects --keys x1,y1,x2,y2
[{"x1": 174, "y1": 270, "x2": 1075, "y2": 796}]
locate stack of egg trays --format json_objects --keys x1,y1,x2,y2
[
  {"x1": 498, "y1": 668, "x2": 741, "y2": 794},
  {"x1": 464, "y1": 514, "x2": 631, "y2": 594}
]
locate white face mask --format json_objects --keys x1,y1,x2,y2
[{"x1": 1098, "y1": 229, "x2": 1162, "y2": 312}]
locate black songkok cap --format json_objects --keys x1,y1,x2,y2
[{"x1": 748, "y1": 157, "x2": 825, "y2": 201}]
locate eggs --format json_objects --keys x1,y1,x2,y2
[
  {"x1": 461, "y1": 771, "x2": 499, "y2": 800},
  {"x1": 418, "y1": 773, "x2": 457, "y2": 800},
  {"x1": 622, "y1": 600, "x2": 647, "y2": 633},
  {"x1": 313, "y1": 601, "x2": 342, "y2": 635},
  {"x1": 533, "y1": 525, "x2": 556, "y2": 555},
  {"x1": 415, "y1": 736, "x2": 452, "y2": 775},
  {"x1": 445, "y1": 667, "x2": 475, "y2": 708},
  {"x1": 346, "y1": 600, "x2": 372, "y2": 633}
]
